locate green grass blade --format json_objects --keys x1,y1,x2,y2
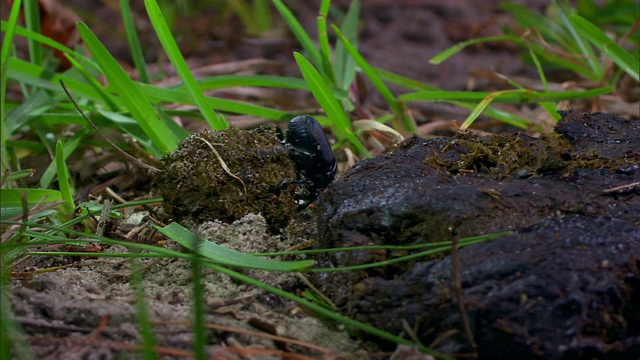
[
  {"x1": 1, "y1": 0, "x2": 23, "y2": 171},
  {"x1": 332, "y1": 25, "x2": 417, "y2": 132},
  {"x1": 501, "y1": 3, "x2": 600, "y2": 80},
  {"x1": 6, "y1": 137, "x2": 45, "y2": 153},
  {"x1": 593, "y1": 1, "x2": 640, "y2": 27},
  {"x1": 5, "y1": 88, "x2": 53, "y2": 134},
  {"x1": 6, "y1": 57, "x2": 108, "y2": 106},
  {"x1": 272, "y1": 0, "x2": 322, "y2": 70},
  {"x1": 40, "y1": 126, "x2": 91, "y2": 189},
  {"x1": 155, "y1": 106, "x2": 191, "y2": 141},
  {"x1": 155, "y1": 222, "x2": 316, "y2": 271},
  {"x1": 0, "y1": 21, "x2": 98, "y2": 70},
  {"x1": 319, "y1": 0, "x2": 330, "y2": 17},
  {"x1": 119, "y1": 0, "x2": 150, "y2": 83},
  {"x1": 0, "y1": 4, "x2": 22, "y2": 68},
  {"x1": 527, "y1": 46, "x2": 561, "y2": 121},
  {"x1": 76, "y1": 22, "x2": 178, "y2": 155},
  {"x1": 502, "y1": 2, "x2": 571, "y2": 47},
  {"x1": 1, "y1": 169, "x2": 36, "y2": 184},
  {"x1": 197, "y1": 74, "x2": 307, "y2": 90},
  {"x1": 64, "y1": 54, "x2": 121, "y2": 111},
  {"x1": 334, "y1": 0, "x2": 359, "y2": 90},
  {"x1": 375, "y1": 67, "x2": 438, "y2": 91},
  {"x1": 144, "y1": 0, "x2": 227, "y2": 130},
  {"x1": 22, "y1": 0, "x2": 43, "y2": 67},
  {"x1": 252, "y1": 0, "x2": 273, "y2": 33},
  {"x1": 335, "y1": 68, "x2": 530, "y2": 128},
  {"x1": 96, "y1": 110, "x2": 159, "y2": 153},
  {"x1": 317, "y1": 17, "x2": 336, "y2": 85},
  {"x1": 139, "y1": 83, "x2": 291, "y2": 120},
  {"x1": 317, "y1": 0, "x2": 336, "y2": 85},
  {"x1": 480, "y1": 106, "x2": 531, "y2": 129},
  {"x1": 6, "y1": 58, "x2": 59, "y2": 92},
  {"x1": 1, "y1": 22, "x2": 63, "y2": 59},
  {"x1": 55, "y1": 141, "x2": 75, "y2": 216},
  {"x1": 555, "y1": 2, "x2": 603, "y2": 79},
  {"x1": 459, "y1": 89, "x2": 529, "y2": 130},
  {"x1": 195, "y1": 74, "x2": 347, "y2": 99},
  {"x1": 528, "y1": 46, "x2": 550, "y2": 91},
  {"x1": 526, "y1": 41, "x2": 595, "y2": 79},
  {"x1": 293, "y1": 52, "x2": 370, "y2": 157},
  {"x1": 0, "y1": 188, "x2": 62, "y2": 219},
  {"x1": 400, "y1": 87, "x2": 612, "y2": 103},
  {"x1": 568, "y1": 14, "x2": 639, "y2": 82},
  {"x1": 429, "y1": 35, "x2": 521, "y2": 65},
  {"x1": 230, "y1": 0, "x2": 259, "y2": 35}
]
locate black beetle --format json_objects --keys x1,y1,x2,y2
[{"x1": 280, "y1": 115, "x2": 337, "y2": 203}]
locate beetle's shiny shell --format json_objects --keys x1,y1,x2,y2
[{"x1": 286, "y1": 115, "x2": 337, "y2": 192}]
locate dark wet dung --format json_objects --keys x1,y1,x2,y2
[{"x1": 314, "y1": 111, "x2": 640, "y2": 359}]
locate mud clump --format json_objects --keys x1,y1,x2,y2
[
  {"x1": 154, "y1": 127, "x2": 299, "y2": 233},
  {"x1": 314, "y1": 111, "x2": 640, "y2": 359}
]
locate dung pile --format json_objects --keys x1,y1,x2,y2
[
  {"x1": 154, "y1": 127, "x2": 299, "y2": 233},
  {"x1": 313, "y1": 111, "x2": 640, "y2": 359}
]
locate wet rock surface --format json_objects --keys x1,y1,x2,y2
[{"x1": 314, "y1": 111, "x2": 640, "y2": 359}]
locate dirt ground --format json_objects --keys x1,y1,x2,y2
[
  {"x1": 4, "y1": 0, "x2": 639, "y2": 359},
  {"x1": 11, "y1": 213, "x2": 367, "y2": 359}
]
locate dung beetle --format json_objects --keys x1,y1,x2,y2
[{"x1": 280, "y1": 115, "x2": 337, "y2": 204}]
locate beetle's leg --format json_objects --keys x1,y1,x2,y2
[
  {"x1": 256, "y1": 146, "x2": 287, "y2": 158},
  {"x1": 275, "y1": 178, "x2": 318, "y2": 209},
  {"x1": 253, "y1": 123, "x2": 287, "y2": 144},
  {"x1": 253, "y1": 124, "x2": 275, "y2": 134},
  {"x1": 256, "y1": 143, "x2": 312, "y2": 158},
  {"x1": 616, "y1": 163, "x2": 639, "y2": 175},
  {"x1": 275, "y1": 126, "x2": 286, "y2": 143},
  {"x1": 253, "y1": 125, "x2": 288, "y2": 157},
  {"x1": 275, "y1": 178, "x2": 314, "y2": 192},
  {"x1": 282, "y1": 142, "x2": 314, "y2": 158}
]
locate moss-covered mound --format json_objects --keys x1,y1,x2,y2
[{"x1": 154, "y1": 127, "x2": 299, "y2": 233}]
